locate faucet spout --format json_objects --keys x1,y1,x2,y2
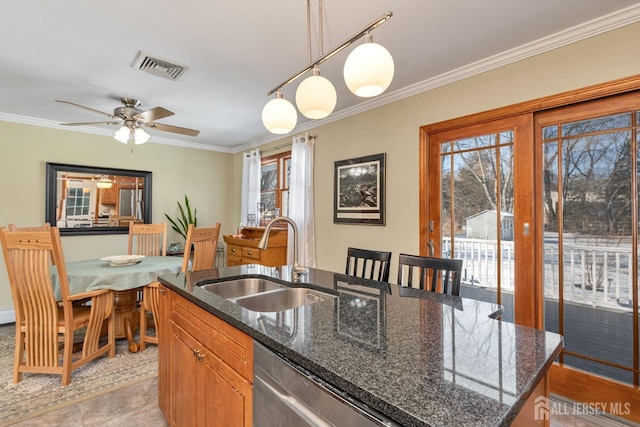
[{"x1": 257, "y1": 216, "x2": 307, "y2": 282}]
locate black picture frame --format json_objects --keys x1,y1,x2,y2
[
  {"x1": 334, "y1": 153, "x2": 385, "y2": 225},
  {"x1": 45, "y1": 162, "x2": 152, "y2": 236}
]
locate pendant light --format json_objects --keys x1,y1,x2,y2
[
  {"x1": 262, "y1": 91, "x2": 298, "y2": 134},
  {"x1": 263, "y1": 3, "x2": 393, "y2": 134},
  {"x1": 96, "y1": 176, "x2": 113, "y2": 189},
  {"x1": 295, "y1": 0, "x2": 337, "y2": 119},
  {"x1": 344, "y1": 33, "x2": 394, "y2": 97}
]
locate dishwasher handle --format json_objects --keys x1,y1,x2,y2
[{"x1": 254, "y1": 375, "x2": 333, "y2": 427}]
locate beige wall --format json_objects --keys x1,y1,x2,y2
[
  {"x1": 0, "y1": 122, "x2": 234, "y2": 314},
  {"x1": 238, "y1": 21, "x2": 640, "y2": 278},
  {"x1": 2, "y1": 22, "x2": 639, "y2": 319}
]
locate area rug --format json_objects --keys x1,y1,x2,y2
[{"x1": 0, "y1": 335, "x2": 158, "y2": 426}]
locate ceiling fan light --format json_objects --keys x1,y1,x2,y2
[
  {"x1": 295, "y1": 69, "x2": 337, "y2": 119},
  {"x1": 134, "y1": 127, "x2": 151, "y2": 144},
  {"x1": 114, "y1": 126, "x2": 130, "y2": 144},
  {"x1": 262, "y1": 91, "x2": 297, "y2": 134},
  {"x1": 344, "y1": 37, "x2": 394, "y2": 97}
]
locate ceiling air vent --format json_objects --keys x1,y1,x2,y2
[{"x1": 131, "y1": 52, "x2": 188, "y2": 81}]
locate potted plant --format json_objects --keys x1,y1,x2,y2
[{"x1": 164, "y1": 195, "x2": 198, "y2": 241}]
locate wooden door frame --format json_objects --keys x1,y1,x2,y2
[{"x1": 419, "y1": 74, "x2": 640, "y2": 423}]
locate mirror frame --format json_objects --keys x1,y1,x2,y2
[{"x1": 45, "y1": 162, "x2": 153, "y2": 236}]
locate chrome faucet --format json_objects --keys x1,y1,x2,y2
[{"x1": 257, "y1": 216, "x2": 307, "y2": 282}]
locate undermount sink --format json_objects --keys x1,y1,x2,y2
[
  {"x1": 233, "y1": 288, "x2": 336, "y2": 312},
  {"x1": 199, "y1": 277, "x2": 336, "y2": 312},
  {"x1": 200, "y1": 278, "x2": 284, "y2": 299}
]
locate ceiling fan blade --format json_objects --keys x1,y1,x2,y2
[
  {"x1": 146, "y1": 122, "x2": 200, "y2": 137},
  {"x1": 133, "y1": 107, "x2": 174, "y2": 123},
  {"x1": 55, "y1": 100, "x2": 116, "y2": 119},
  {"x1": 61, "y1": 121, "x2": 122, "y2": 126}
]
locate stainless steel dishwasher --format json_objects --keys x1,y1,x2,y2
[{"x1": 254, "y1": 342, "x2": 398, "y2": 427}]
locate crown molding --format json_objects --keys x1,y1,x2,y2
[
  {"x1": 0, "y1": 112, "x2": 234, "y2": 153},
  {"x1": 236, "y1": 3, "x2": 640, "y2": 153},
  {"x1": 2, "y1": 3, "x2": 639, "y2": 155}
]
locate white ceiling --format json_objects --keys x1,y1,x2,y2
[{"x1": 1, "y1": 1, "x2": 639, "y2": 153}]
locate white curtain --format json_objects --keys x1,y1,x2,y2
[
  {"x1": 241, "y1": 149, "x2": 261, "y2": 227},
  {"x1": 288, "y1": 133, "x2": 316, "y2": 268}
]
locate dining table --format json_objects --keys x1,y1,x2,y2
[{"x1": 51, "y1": 256, "x2": 184, "y2": 352}]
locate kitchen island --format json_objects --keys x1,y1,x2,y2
[{"x1": 158, "y1": 265, "x2": 563, "y2": 426}]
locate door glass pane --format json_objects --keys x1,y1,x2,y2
[
  {"x1": 541, "y1": 110, "x2": 637, "y2": 385},
  {"x1": 542, "y1": 141, "x2": 560, "y2": 334},
  {"x1": 441, "y1": 131, "x2": 515, "y2": 320}
]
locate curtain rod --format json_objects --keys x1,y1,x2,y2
[
  {"x1": 260, "y1": 142, "x2": 292, "y2": 154},
  {"x1": 259, "y1": 134, "x2": 316, "y2": 154}
]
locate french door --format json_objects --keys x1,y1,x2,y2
[
  {"x1": 420, "y1": 87, "x2": 640, "y2": 421},
  {"x1": 422, "y1": 115, "x2": 535, "y2": 325},
  {"x1": 535, "y1": 92, "x2": 640, "y2": 411}
]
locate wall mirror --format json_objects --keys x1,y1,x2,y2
[{"x1": 45, "y1": 162, "x2": 152, "y2": 236}]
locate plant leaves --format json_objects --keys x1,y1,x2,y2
[{"x1": 164, "y1": 195, "x2": 198, "y2": 241}]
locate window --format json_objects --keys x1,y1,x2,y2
[
  {"x1": 62, "y1": 179, "x2": 95, "y2": 228},
  {"x1": 260, "y1": 151, "x2": 291, "y2": 224}
]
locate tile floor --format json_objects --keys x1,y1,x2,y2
[{"x1": 0, "y1": 323, "x2": 637, "y2": 426}]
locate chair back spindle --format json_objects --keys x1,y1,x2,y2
[
  {"x1": 397, "y1": 254, "x2": 463, "y2": 296},
  {"x1": 128, "y1": 223, "x2": 168, "y2": 256},
  {"x1": 345, "y1": 247, "x2": 392, "y2": 282}
]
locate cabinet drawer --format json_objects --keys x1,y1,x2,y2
[
  {"x1": 242, "y1": 247, "x2": 261, "y2": 261},
  {"x1": 170, "y1": 292, "x2": 253, "y2": 381},
  {"x1": 228, "y1": 245, "x2": 242, "y2": 257}
]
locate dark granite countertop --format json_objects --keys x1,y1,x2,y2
[{"x1": 158, "y1": 265, "x2": 563, "y2": 427}]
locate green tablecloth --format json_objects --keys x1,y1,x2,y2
[{"x1": 51, "y1": 256, "x2": 184, "y2": 299}]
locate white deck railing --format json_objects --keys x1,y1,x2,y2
[{"x1": 443, "y1": 237, "x2": 633, "y2": 310}]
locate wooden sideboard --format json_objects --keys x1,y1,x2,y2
[{"x1": 223, "y1": 227, "x2": 288, "y2": 267}]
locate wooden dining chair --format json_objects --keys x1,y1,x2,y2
[
  {"x1": 128, "y1": 222, "x2": 168, "y2": 256},
  {"x1": 345, "y1": 247, "x2": 392, "y2": 282},
  {"x1": 140, "y1": 223, "x2": 221, "y2": 350},
  {"x1": 134, "y1": 222, "x2": 167, "y2": 350},
  {"x1": 139, "y1": 280, "x2": 161, "y2": 351},
  {"x1": 397, "y1": 253, "x2": 463, "y2": 297},
  {"x1": 0, "y1": 226, "x2": 115, "y2": 386},
  {"x1": 182, "y1": 223, "x2": 221, "y2": 272}
]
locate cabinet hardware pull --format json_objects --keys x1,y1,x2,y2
[
  {"x1": 247, "y1": 250, "x2": 253, "y2": 255},
  {"x1": 194, "y1": 350, "x2": 204, "y2": 361},
  {"x1": 159, "y1": 288, "x2": 165, "y2": 295},
  {"x1": 231, "y1": 248, "x2": 236, "y2": 253}
]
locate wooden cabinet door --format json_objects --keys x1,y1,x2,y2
[
  {"x1": 100, "y1": 185, "x2": 117, "y2": 205},
  {"x1": 170, "y1": 325, "x2": 199, "y2": 427},
  {"x1": 157, "y1": 285, "x2": 170, "y2": 420},
  {"x1": 199, "y1": 348, "x2": 253, "y2": 427}
]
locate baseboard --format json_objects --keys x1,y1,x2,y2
[{"x1": 0, "y1": 309, "x2": 16, "y2": 325}]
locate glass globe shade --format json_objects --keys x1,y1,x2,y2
[
  {"x1": 96, "y1": 177, "x2": 113, "y2": 189},
  {"x1": 343, "y1": 41, "x2": 394, "y2": 97},
  {"x1": 262, "y1": 94, "x2": 297, "y2": 134},
  {"x1": 114, "y1": 126, "x2": 130, "y2": 144},
  {"x1": 134, "y1": 127, "x2": 151, "y2": 144},
  {"x1": 295, "y1": 74, "x2": 337, "y2": 119}
]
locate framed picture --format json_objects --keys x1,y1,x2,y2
[{"x1": 334, "y1": 153, "x2": 386, "y2": 225}]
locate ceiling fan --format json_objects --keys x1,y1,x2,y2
[{"x1": 55, "y1": 98, "x2": 200, "y2": 142}]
